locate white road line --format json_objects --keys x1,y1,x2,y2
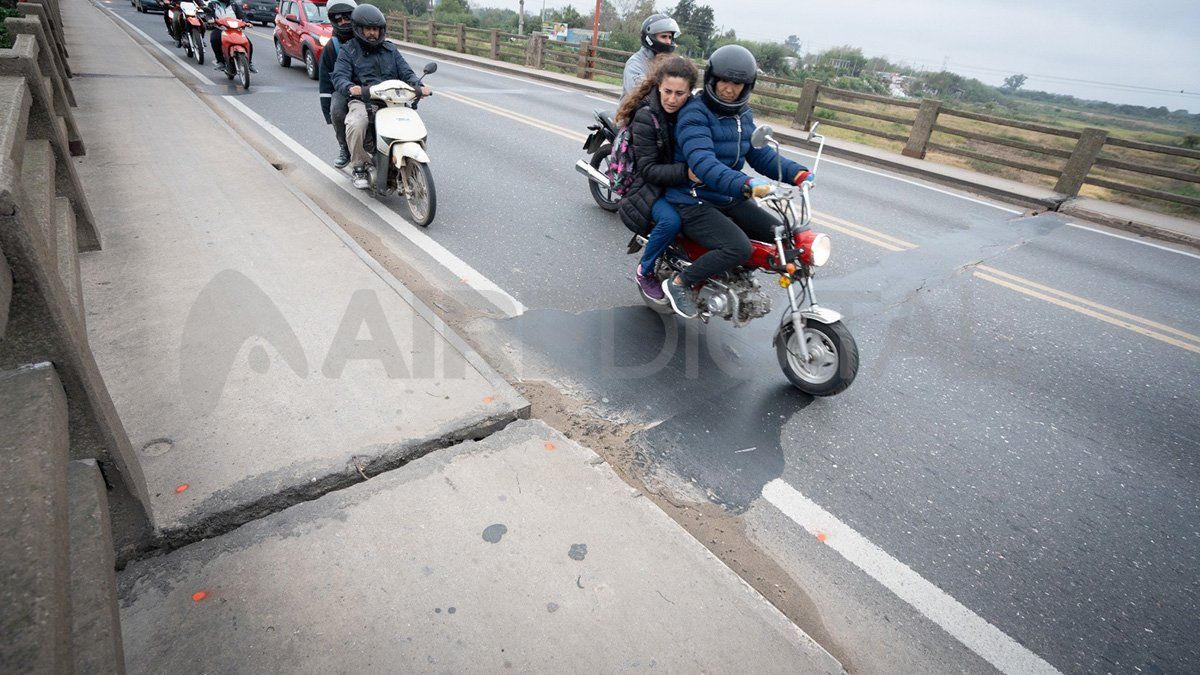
[
  {"x1": 762, "y1": 479, "x2": 1061, "y2": 675},
  {"x1": 222, "y1": 96, "x2": 527, "y2": 318},
  {"x1": 585, "y1": 94, "x2": 613, "y2": 104},
  {"x1": 779, "y1": 146, "x2": 1024, "y2": 214},
  {"x1": 1065, "y1": 222, "x2": 1200, "y2": 260},
  {"x1": 99, "y1": 3, "x2": 216, "y2": 86}
]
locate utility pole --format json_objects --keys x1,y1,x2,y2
[
  {"x1": 518, "y1": 0, "x2": 525, "y2": 34},
  {"x1": 591, "y1": 0, "x2": 601, "y2": 48}
]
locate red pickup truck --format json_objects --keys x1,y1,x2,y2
[{"x1": 273, "y1": 0, "x2": 332, "y2": 79}]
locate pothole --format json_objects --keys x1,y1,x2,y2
[{"x1": 140, "y1": 439, "x2": 174, "y2": 457}]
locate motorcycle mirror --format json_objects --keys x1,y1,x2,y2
[
  {"x1": 751, "y1": 125, "x2": 774, "y2": 150},
  {"x1": 423, "y1": 62, "x2": 438, "y2": 75},
  {"x1": 807, "y1": 121, "x2": 821, "y2": 141}
]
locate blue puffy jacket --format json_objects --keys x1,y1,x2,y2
[{"x1": 665, "y1": 97, "x2": 806, "y2": 207}]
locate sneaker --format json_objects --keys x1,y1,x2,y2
[
  {"x1": 636, "y1": 264, "x2": 665, "y2": 302},
  {"x1": 249, "y1": 63, "x2": 258, "y2": 73},
  {"x1": 663, "y1": 276, "x2": 698, "y2": 319},
  {"x1": 352, "y1": 165, "x2": 370, "y2": 190},
  {"x1": 213, "y1": 61, "x2": 225, "y2": 71},
  {"x1": 334, "y1": 144, "x2": 351, "y2": 169}
]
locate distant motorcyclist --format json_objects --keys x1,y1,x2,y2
[
  {"x1": 204, "y1": 0, "x2": 256, "y2": 73},
  {"x1": 620, "y1": 14, "x2": 679, "y2": 104},
  {"x1": 662, "y1": 44, "x2": 811, "y2": 318},
  {"x1": 319, "y1": 0, "x2": 358, "y2": 168},
  {"x1": 332, "y1": 3, "x2": 431, "y2": 189}
]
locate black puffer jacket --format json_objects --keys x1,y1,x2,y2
[{"x1": 617, "y1": 91, "x2": 691, "y2": 236}]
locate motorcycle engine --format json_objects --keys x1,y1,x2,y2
[{"x1": 698, "y1": 275, "x2": 772, "y2": 326}]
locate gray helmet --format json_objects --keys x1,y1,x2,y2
[
  {"x1": 351, "y1": 4, "x2": 386, "y2": 49},
  {"x1": 640, "y1": 14, "x2": 679, "y2": 55},
  {"x1": 327, "y1": 0, "x2": 357, "y2": 40},
  {"x1": 703, "y1": 44, "x2": 757, "y2": 115}
]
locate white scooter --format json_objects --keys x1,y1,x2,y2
[{"x1": 360, "y1": 62, "x2": 438, "y2": 227}]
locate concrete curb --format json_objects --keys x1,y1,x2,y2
[{"x1": 392, "y1": 39, "x2": 1198, "y2": 249}]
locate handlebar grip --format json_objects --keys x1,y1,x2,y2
[{"x1": 794, "y1": 170, "x2": 810, "y2": 184}]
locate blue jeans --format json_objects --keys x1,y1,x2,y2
[{"x1": 638, "y1": 198, "x2": 682, "y2": 273}]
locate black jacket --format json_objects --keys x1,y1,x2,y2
[
  {"x1": 618, "y1": 91, "x2": 691, "y2": 236},
  {"x1": 332, "y1": 38, "x2": 422, "y2": 99},
  {"x1": 318, "y1": 36, "x2": 351, "y2": 123}
]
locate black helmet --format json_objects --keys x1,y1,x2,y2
[
  {"x1": 327, "y1": 0, "x2": 357, "y2": 40},
  {"x1": 640, "y1": 14, "x2": 679, "y2": 55},
  {"x1": 351, "y1": 4, "x2": 387, "y2": 49},
  {"x1": 703, "y1": 44, "x2": 758, "y2": 115}
]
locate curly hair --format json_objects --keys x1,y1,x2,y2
[{"x1": 616, "y1": 55, "x2": 700, "y2": 126}]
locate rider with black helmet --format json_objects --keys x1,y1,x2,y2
[
  {"x1": 621, "y1": 13, "x2": 680, "y2": 101},
  {"x1": 319, "y1": 0, "x2": 357, "y2": 168},
  {"x1": 660, "y1": 44, "x2": 812, "y2": 319},
  {"x1": 332, "y1": 3, "x2": 431, "y2": 188}
]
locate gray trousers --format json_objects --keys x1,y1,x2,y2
[
  {"x1": 345, "y1": 99, "x2": 371, "y2": 169},
  {"x1": 331, "y1": 91, "x2": 349, "y2": 147}
]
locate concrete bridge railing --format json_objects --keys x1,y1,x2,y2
[{"x1": 1, "y1": 6, "x2": 143, "y2": 670}]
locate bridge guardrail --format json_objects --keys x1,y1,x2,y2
[{"x1": 386, "y1": 14, "x2": 1200, "y2": 218}]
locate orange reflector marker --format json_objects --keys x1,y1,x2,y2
[
  {"x1": 544, "y1": 442, "x2": 556, "y2": 451},
  {"x1": 483, "y1": 396, "x2": 495, "y2": 404},
  {"x1": 175, "y1": 484, "x2": 189, "y2": 494},
  {"x1": 816, "y1": 531, "x2": 828, "y2": 542},
  {"x1": 192, "y1": 591, "x2": 208, "y2": 602},
  {"x1": 786, "y1": 263, "x2": 796, "y2": 275}
]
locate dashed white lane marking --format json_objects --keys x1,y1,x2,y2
[
  {"x1": 100, "y1": 3, "x2": 216, "y2": 86},
  {"x1": 223, "y1": 96, "x2": 527, "y2": 318},
  {"x1": 762, "y1": 479, "x2": 1061, "y2": 675}
]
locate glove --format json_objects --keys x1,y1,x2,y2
[
  {"x1": 794, "y1": 170, "x2": 813, "y2": 185},
  {"x1": 744, "y1": 178, "x2": 772, "y2": 198}
]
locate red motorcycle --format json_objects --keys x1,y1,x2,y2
[
  {"x1": 213, "y1": 15, "x2": 252, "y2": 89},
  {"x1": 179, "y1": 0, "x2": 206, "y2": 64},
  {"x1": 636, "y1": 123, "x2": 859, "y2": 396}
]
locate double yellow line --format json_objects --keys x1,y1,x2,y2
[
  {"x1": 973, "y1": 265, "x2": 1200, "y2": 355},
  {"x1": 438, "y1": 90, "x2": 587, "y2": 144},
  {"x1": 813, "y1": 211, "x2": 918, "y2": 252}
]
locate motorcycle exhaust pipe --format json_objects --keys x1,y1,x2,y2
[{"x1": 574, "y1": 159, "x2": 610, "y2": 188}]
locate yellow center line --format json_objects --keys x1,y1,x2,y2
[
  {"x1": 976, "y1": 265, "x2": 1200, "y2": 344},
  {"x1": 812, "y1": 220, "x2": 907, "y2": 252},
  {"x1": 814, "y1": 210, "x2": 918, "y2": 250},
  {"x1": 973, "y1": 272, "x2": 1200, "y2": 355},
  {"x1": 438, "y1": 90, "x2": 587, "y2": 143}
]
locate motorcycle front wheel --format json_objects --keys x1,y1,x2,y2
[
  {"x1": 402, "y1": 162, "x2": 436, "y2": 227},
  {"x1": 776, "y1": 319, "x2": 859, "y2": 396},
  {"x1": 235, "y1": 53, "x2": 250, "y2": 89},
  {"x1": 190, "y1": 29, "x2": 204, "y2": 64},
  {"x1": 588, "y1": 144, "x2": 619, "y2": 212}
]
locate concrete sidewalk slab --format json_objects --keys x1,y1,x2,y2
[
  {"x1": 67, "y1": 0, "x2": 526, "y2": 544},
  {"x1": 118, "y1": 419, "x2": 843, "y2": 674}
]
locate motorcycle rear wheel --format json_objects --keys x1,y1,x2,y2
[
  {"x1": 776, "y1": 319, "x2": 858, "y2": 396},
  {"x1": 402, "y1": 162, "x2": 436, "y2": 227},
  {"x1": 588, "y1": 144, "x2": 619, "y2": 212},
  {"x1": 235, "y1": 53, "x2": 250, "y2": 89}
]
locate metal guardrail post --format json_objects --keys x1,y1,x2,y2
[
  {"x1": 1055, "y1": 127, "x2": 1108, "y2": 196},
  {"x1": 456, "y1": 23, "x2": 465, "y2": 52},
  {"x1": 793, "y1": 79, "x2": 818, "y2": 130},
  {"x1": 427, "y1": 20, "x2": 435, "y2": 47},
  {"x1": 490, "y1": 29, "x2": 499, "y2": 60},
  {"x1": 903, "y1": 99, "x2": 942, "y2": 159}
]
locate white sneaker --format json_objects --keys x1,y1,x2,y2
[{"x1": 352, "y1": 166, "x2": 369, "y2": 190}]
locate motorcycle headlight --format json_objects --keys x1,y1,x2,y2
[
  {"x1": 795, "y1": 231, "x2": 832, "y2": 267},
  {"x1": 319, "y1": 35, "x2": 330, "y2": 46}
]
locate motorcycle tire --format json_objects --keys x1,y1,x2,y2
[
  {"x1": 402, "y1": 162, "x2": 436, "y2": 227},
  {"x1": 191, "y1": 29, "x2": 204, "y2": 65},
  {"x1": 275, "y1": 38, "x2": 291, "y2": 67},
  {"x1": 588, "y1": 144, "x2": 619, "y2": 212},
  {"x1": 235, "y1": 53, "x2": 250, "y2": 89},
  {"x1": 775, "y1": 319, "x2": 858, "y2": 396}
]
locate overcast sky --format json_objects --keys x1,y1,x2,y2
[{"x1": 493, "y1": 0, "x2": 1200, "y2": 112}]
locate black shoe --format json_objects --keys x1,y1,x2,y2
[
  {"x1": 663, "y1": 276, "x2": 698, "y2": 319},
  {"x1": 334, "y1": 145, "x2": 351, "y2": 169}
]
